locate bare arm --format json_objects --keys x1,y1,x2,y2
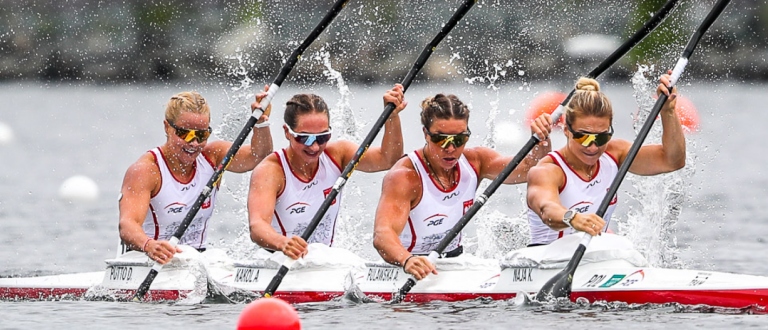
[
  {"x1": 118, "y1": 154, "x2": 181, "y2": 263},
  {"x1": 246, "y1": 156, "x2": 309, "y2": 259},
  {"x1": 247, "y1": 156, "x2": 286, "y2": 250},
  {"x1": 343, "y1": 84, "x2": 407, "y2": 172},
  {"x1": 526, "y1": 163, "x2": 569, "y2": 230},
  {"x1": 474, "y1": 139, "x2": 551, "y2": 185},
  {"x1": 373, "y1": 163, "x2": 419, "y2": 266},
  {"x1": 118, "y1": 156, "x2": 157, "y2": 251},
  {"x1": 622, "y1": 73, "x2": 686, "y2": 175},
  {"x1": 526, "y1": 162, "x2": 605, "y2": 236},
  {"x1": 476, "y1": 112, "x2": 552, "y2": 184}
]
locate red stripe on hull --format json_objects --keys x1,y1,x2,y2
[
  {"x1": 267, "y1": 291, "x2": 346, "y2": 304},
  {"x1": 364, "y1": 292, "x2": 518, "y2": 303},
  {"x1": 0, "y1": 288, "x2": 184, "y2": 301},
  {"x1": 573, "y1": 289, "x2": 768, "y2": 309}
]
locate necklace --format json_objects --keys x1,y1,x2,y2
[
  {"x1": 564, "y1": 151, "x2": 595, "y2": 180},
  {"x1": 584, "y1": 164, "x2": 596, "y2": 180},
  {"x1": 422, "y1": 147, "x2": 455, "y2": 190}
]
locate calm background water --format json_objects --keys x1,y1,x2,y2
[{"x1": 1, "y1": 78, "x2": 768, "y2": 328}]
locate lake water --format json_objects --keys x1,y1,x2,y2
[{"x1": 1, "y1": 77, "x2": 768, "y2": 329}]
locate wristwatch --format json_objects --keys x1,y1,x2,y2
[{"x1": 562, "y1": 209, "x2": 576, "y2": 228}]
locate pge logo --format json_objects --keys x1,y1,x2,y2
[
  {"x1": 165, "y1": 202, "x2": 187, "y2": 214},
  {"x1": 424, "y1": 214, "x2": 447, "y2": 227},
  {"x1": 568, "y1": 201, "x2": 593, "y2": 214},
  {"x1": 286, "y1": 202, "x2": 310, "y2": 215}
]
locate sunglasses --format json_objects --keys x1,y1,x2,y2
[
  {"x1": 167, "y1": 120, "x2": 212, "y2": 143},
  {"x1": 425, "y1": 128, "x2": 472, "y2": 149},
  {"x1": 286, "y1": 125, "x2": 333, "y2": 146},
  {"x1": 566, "y1": 121, "x2": 613, "y2": 147}
]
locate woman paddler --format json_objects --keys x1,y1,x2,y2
[
  {"x1": 372, "y1": 93, "x2": 553, "y2": 280},
  {"x1": 118, "y1": 89, "x2": 274, "y2": 264},
  {"x1": 526, "y1": 74, "x2": 685, "y2": 246},
  {"x1": 247, "y1": 84, "x2": 408, "y2": 260}
]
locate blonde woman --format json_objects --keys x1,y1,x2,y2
[
  {"x1": 526, "y1": 74, "x2": 685, "y2": 246},
  {"x1": 118, "y1": 90, "x2": 273, "y2": 264}
]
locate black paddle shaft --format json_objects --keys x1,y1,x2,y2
[
  {"x1": 535, "y1": 0, "x2": 732, "y2": 302},
  {"x1": 263, "y1": 0, "x2": 478, "y2": 299},
  {"x1": 301, "y1": 0, "x2": 478, "y2": 243},
  {"x1": 393, "y1": 0, "x2": 682, "y2": 304},
  {"x1": 132, "y1": 0, "x2": 350, "y2": 302}
]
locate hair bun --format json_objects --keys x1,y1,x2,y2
[{"x1": 575, "y1": 77, "x2": 600, "y2": 92}]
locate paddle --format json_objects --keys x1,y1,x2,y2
[
  {"x1": 391, "y1": 0, "x2": 681, "y2": 303},
  {"x1": 534, "y1": 0, "x2": 732, "y2": 302},
  {"x1": 131, "y1": 0, "x2": 351, "y2": 302},
  {"x1": 262, "y1": 0, "x2": 478, "y2": 298}
]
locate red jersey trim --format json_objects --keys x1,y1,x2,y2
[
  {"x1": 282, "y1": 149, "x2": 319, "y2": 184},
  {"x1": 202, "y1": 152, "x2": 216, "y2": 169},
  {"x1": 324, "y1": 149, "x2": 343, "y2": 172},
  {"x1": 406, "y1": 216, "x2": 417, "y2": 252},
  {"x1": 149, "y1": 204, "x2": 159, "y2": 240},
  {"x1": 409, "y1": 156, "x2": 424, "y2": 210},
  {"x1": 274, "y1": 151, "x2": 286, "y2": 199},
  {"x1": 605, "y1": 151, "x2": 619, "y2": 166},
  {"x1": 547, "y1": 153, "x2": 567, "y2": 194},
  {"x1": 148, "y1": 150, "x2": 163, "y2": 199},
  {"x1": 156, "y1": 147, "x2": 196, "y2": 185},
  {"x1": 274, "y1": 210, "x2": 287, "y2": 236},
  {"x1": 553, "y1": 150, "x2": 601, "y2": 183},
  {"x1": 415, "y1": 150, "x2": 460, "y2": 193}
]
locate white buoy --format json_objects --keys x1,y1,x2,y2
[
  {"x1": 564, "y1": 34, "x2": 622, "y2": 58},
  {"x1": 493, "y1": 121, "x2": 527, "y2": 149},
  {"x1": 0, "y1": 122, "x2": 14, "y2": 145},
  {"x1": 59, "y1": 175, "x2": 100, "y2": 202}
]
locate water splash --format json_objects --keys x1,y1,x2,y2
[
  {"x1": 313, "y1": 49, "x2": 371, "y2": 257},
  {"x1": 317, "y1": 49, "x2": 360, "y2": 141},
  {"x1": 218, "y1": 51, "x2": 258, "y2": 141},
  {"x1": 463, "y1": 60, "x2": 533, "y2": 259},
  {"x1": 619, "y1": 64, "x2": 696, "y2": 269}
]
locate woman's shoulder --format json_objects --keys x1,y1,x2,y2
[
  {"x1": 253, "y1": 151, "x2": 283, "y2": 172},
  {"x1": 382, "y1": 157, "x2": 421, "y2": 195}
]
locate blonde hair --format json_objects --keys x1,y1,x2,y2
[
  {"x1": 565, "y1": 77, "x2": 613, "y2": 125},
  {"x1": 420, "y1": 94, "x2": 470, "y2": 129},
  {"x1": 165, "y1": 91, "x2": 210, "y2": 123}
]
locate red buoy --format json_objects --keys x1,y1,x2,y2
[
  {"x1": 237, "y1": 298, "x2": 301, "y2": 330},
  {"x1": 526, "y1": 91, "x2": 567, "y2": 127},
  {"x1": 674, "y1": 94, "x2": 699, "y2": 133}
]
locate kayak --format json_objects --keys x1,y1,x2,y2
[
  {"x1": 0, "y1": 245, "x2": 234, "y2": 302},
  {"x1": 2, "y1": 234, "x2": 768, "y2": 309}
]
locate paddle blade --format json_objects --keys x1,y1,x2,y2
[
  {"x1": 534, "y1": 244, "x2": 586, "y2": 302},
  {"x1": 132, "y1": 269, "x2": 159, "y2": 301},
  {"x1": 392, "y1": 278, "x2": 417, "y2": 303},
  {"x1": 263, "y1": 265, "x2": 290, "y2": 298}
]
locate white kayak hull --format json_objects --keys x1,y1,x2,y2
[{"x1": 2, "y1": 235, "x2": 768, "y2": 309}]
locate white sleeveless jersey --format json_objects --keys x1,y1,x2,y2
[
  {"x1": 143, "y1": 147, "x2": 218, "y2": 250},
  {"x1": 271, "y1": 149, "x2": 343, "y2": 246},
  {"x1": 528, "y1": 151, "x2": 619, "y2": 245},
  {"x1": 400, "y1": 150, "x2": 479, "y2": 255}
]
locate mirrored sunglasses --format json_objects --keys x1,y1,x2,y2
[
  {"x1": 286, "y1": 125, "x2": 333, "y2": 146},
  {"x1": 425, "y1": 128, "x2": 472, "y2": 149},
  {"x1": 566, "y1": 121, "x2": 613, "y2": 147},
  {"x1": 167, "y1": 120, "x2": 212, "y2": 143}
]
